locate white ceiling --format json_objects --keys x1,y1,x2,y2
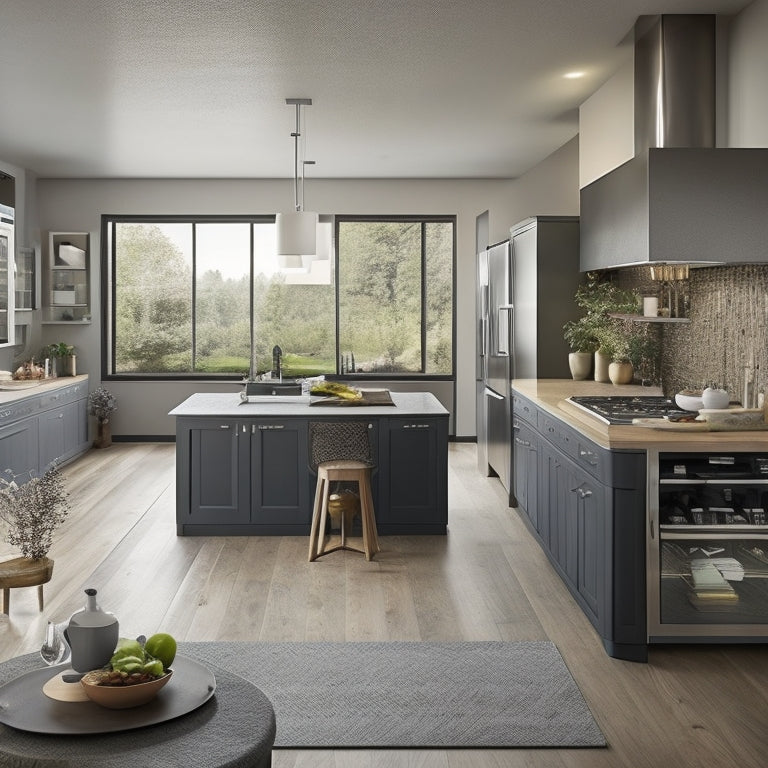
[{"x1": 0, "y1": 0, "x2": 751, "y2": 180}]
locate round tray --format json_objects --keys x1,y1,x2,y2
[{"x1": 0, "y1": 655, "x2": 215, "y2": 735}]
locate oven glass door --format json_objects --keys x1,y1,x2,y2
[{"x1": 648, "y1": 450, "x2": 768, "y2": 637}]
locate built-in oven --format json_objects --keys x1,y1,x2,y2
[{"x1": 647, "y1": 448, "x2": 768, "y2": 642}]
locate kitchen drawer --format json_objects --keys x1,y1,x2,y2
[
  {"x1": 0, "y1": 397, "x2": 41, "y2": 427},
  {"x1": 39, "y1": 381, "x2": 87, "y2": 409},
  {"x1": 512, "y1": 393, "x2": 538, "y2": 427},
  {"x1": 538, "y1": 411, "x2": 608, "y2": 483}
]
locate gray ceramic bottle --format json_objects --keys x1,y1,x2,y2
[{"x1": 64, "y1": 588, "x2": 120, "y2": 673}]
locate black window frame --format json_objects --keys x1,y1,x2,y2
[{"x1": 101, "y1": 213, "x2": 456, "y2": 382}]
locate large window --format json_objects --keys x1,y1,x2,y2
[{"x1": 103, "y1": 215, "x2": 454, "y2": 379}]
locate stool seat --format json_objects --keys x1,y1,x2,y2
[
  {"x1": 308, "y1": 460, "x2": 380, "y2": 562},
  {"x1": 0, "y1": 556, "x2": 54, "y2": 614}
]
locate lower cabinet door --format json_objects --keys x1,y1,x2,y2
[
  {"x1": 189, "y1": 421, "x2": 249, "y2": 524},
  {"x1": 39, "y1": 401, "x2": 81, "y2": 470},
  {"x1": 378, "y1": 418, "x2": 447, "y2": 529},
  {"x1": 250, "y1": 421, "x2": 309, "y2": 526},
  {"x1": 0, "y1": 416, "x2": 39, "y2": 479}
]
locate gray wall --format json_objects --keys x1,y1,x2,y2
[{"x1": 31, "y1": 140, "x2": 579, "y2": 439}]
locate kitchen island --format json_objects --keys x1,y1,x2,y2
[
  {"x1": 511, "y1": 379, "x2": 768, "y2": 662},
  {"x1": 170, "y1": 391, "x2": 449, "y2": 537}
]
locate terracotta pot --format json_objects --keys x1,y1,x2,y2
[
  {"x1": 594, "y1": 351, "x2": 611, "y2": 383},
  {"x1": 568, "y1": 352, "x2": 592, "y2": 380},
  {"x1": 609, "y1": 361, "x2": 634, "y2": 385},
  {"x1": 94, "y1": 417, "x2": 112, "y2": 449}
]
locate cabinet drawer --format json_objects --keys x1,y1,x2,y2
[
  {"x1": 0, "y1": 397, "x2": 40, "y2": 426},
  {"x1": 512, "y1": 393, "x2": 537, "y2": 427},
  {"x1": 39, "y1": 382, "x2": 87, "y2": 409},
  {"x1": 538, "y1": 412, "x2": 608, "y2": 483}
]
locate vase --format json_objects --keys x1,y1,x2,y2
[
  {"x1": 568, "y1": 352, "x2": 592, "y2": 380},
  {"x1": 594, "y1": 351, "x2": 611, "y2": 383},
  {"x1": 94, "y1": 417, "x2": 112, "y2": 449},
  {"x1": 608, "y1": 361, "x2": 634, "y2": 385}
]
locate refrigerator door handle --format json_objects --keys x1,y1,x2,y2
[
  {"x1": 497, "y1": 304, "x2": 514, "y2": 356},
  {"x1": 483, "y1": 387, "x2": 505, "y2": 401}
]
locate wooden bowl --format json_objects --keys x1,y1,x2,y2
[{"x1": 80, "y1": 670, "x2": 172, "y2": 709}]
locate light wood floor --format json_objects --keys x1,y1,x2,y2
[{"x1": 2, "y1": 442, "x2": 767, "y2": 768}]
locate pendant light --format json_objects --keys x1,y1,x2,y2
[{"x1": 276, "y1": 98, "x2": 318, "y2": 266}]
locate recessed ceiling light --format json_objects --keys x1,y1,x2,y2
[{"x1": 564, "y1": 71, "x2": 585, "y2": 79}]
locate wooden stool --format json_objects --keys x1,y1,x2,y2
[
  {"x1": 308, "y1": 460, "x2": 380, "y2": 562},
  {"x1": 0, "y1": 557, "x2": 54, "y2": 614}
]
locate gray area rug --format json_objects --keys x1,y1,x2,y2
[{"x1": 183, "y1": 640, "x2": 605, "y2": 748}]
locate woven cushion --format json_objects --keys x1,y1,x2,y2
[{"x1": 309, "y1": 422, "x2": 372, "y2": 470}]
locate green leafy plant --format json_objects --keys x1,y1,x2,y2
[
  {"x1": 45, "y1": 342, "x2": 75, "y2": 358},
  {"x1": 0, "y1": 466, "x2": 70, "y2": 560},
  {"x1": 564, "y1": 275, "x2": 640, "y2": 359}
]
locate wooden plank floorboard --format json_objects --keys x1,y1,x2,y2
[{"x1": 1, "y1": 442, "x2": 766, "y2": 768}]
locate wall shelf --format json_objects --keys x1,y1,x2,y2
[
  {"x1": 44, "y1": 233, "x2": 91, "y2": 324},
  {"x1": 609, "y1": 313, "x2": 690, "y2": 324}
]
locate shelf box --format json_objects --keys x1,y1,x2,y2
[
  {"x1": 53, "y1": 290, "x2": 77, "y2": 305},
  {"x1": 54, "y1": 244, "x2": 86, "y2": 269}
]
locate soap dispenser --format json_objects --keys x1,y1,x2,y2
[{"x1": 64, "y1": 588, "x2": 119, "y2": 672}]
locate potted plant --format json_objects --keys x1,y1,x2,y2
[
  {"x1": 88, "y1": 387, "x2": 117, "y2": 448},
  {"x1": 567, "y1": 276, "x2": 639, "y2": 382},
  {"x1": 562, "y1": 316, "x2": 597, "y2": 380},
  {"x1": 45, "y1": 342, "x2": 76, "y2": 377},
  {"x1": 0, "y1": 466, "x2": 70, "y2": 612}
]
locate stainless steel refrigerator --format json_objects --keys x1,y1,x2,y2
[{"x1": 477, "y1": 217, "x2": 581, "y2": 500}]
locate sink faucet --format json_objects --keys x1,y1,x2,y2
[{"x1": 272, "y1": 345, "x2": 283, "y2": 382}]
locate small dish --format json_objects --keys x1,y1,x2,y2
[
  {"x1": 80, "y1": 670, "x2": 172, "y2": 709},
  {"x1": 675, "y1": 391, "x2": 704, "y2": 411}
]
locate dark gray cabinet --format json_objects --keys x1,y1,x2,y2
[
  {"x1": 512, "y1": 417, "x2": 538, "y2": 529},
  {"x1": 188, "y1": 419, "x2": 248, "y2": 526},
  {"x1": 378, "y1": 417, "x2": 447, "y2": 533},
  {"x1": 250, "y1": 420, "x2": 309, "y2": 528},
  {"x1": 0, "y1": 377, "x2": 89, "y2": 480},
  {"x1": 511, "y1": 388, "x2": 647, "y2": 662},
  {"x1": 175, "y1": 411, "x2": 448, "y2": 536}
]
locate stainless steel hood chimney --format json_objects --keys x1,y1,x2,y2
[{"x1": 580, "y1": 15, "x2": 768, "y2": 271}]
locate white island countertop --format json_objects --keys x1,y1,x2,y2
[{"x1": 169, "y1": 391, "x2": 448, "y2": 418}]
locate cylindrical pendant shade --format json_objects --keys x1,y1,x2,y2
[{"x1": 276, "y1": 211, "x2": 318, "y2": 256}]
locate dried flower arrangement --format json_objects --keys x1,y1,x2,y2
[
  {"x1": 88, "y1": 387, "x2": 117, "y2": 421},
  {"x1": 0, "y1": 466, "x2": 71, "y2": 560}
]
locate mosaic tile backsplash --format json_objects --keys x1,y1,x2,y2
[{"x1": 615, "y1": 265, "x2": 768, "y2": 404}]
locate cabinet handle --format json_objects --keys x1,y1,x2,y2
[
  {"x1": 570, "y1": 484, "x2": 592, "y2": 499},
  {"x1": 403, "y1": 423, "x2": 430, "y2": 429},
  {"x1": 57, "y1": 414, "x2": 64, "y2": 419},
  {"x1": 579, "y1": 449, "x2": 598, "y2": 466},
  {"x1": 258, "y1": 424, "x2": 285, "y2": 430},
  {"x1": 219, "y1": 424, "x2": 231, "y2": 429},
  {"x1": 514, "y1": 436, "x2": 531, "y2": 447}
]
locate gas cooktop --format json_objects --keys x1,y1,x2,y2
[{"x1": 567, "y1": 395, "x2": 689, "y2": 425}]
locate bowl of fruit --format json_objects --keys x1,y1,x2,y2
[{"x1": 81, "y1": 633, "x2": 177, "y2": 709}]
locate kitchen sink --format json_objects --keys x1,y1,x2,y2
[{"x1": 240, "y1": 380, "x2": 307, "y2": 403}]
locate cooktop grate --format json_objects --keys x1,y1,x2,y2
[{"x1": 567, "y1": 395, "x2": 689, "y2": 425}]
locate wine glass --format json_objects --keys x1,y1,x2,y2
[{"x1": 40, "y1": 620, "x2": 71, "y2": 666}]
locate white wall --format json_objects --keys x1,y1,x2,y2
[
  {"x1": 35, "y1": 143, "x2": 579, "y2": 440},
  {"x1": 579, "y1": 60, "x2": 634, "y2": 188},
  {"x1": 728, "y1": 0, "x2": 768, "y2": 147}
]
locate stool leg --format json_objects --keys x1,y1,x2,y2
[
  {"x1": 361, "y1": 474, "x2": 379, "y2": 555},
  {"x1": 2, "y1": 588, "x2": 9, "y2": 615},
  {"x1": 317, "y1": 483, "x2": 331, "y2": 557},
  {"x1": 37, "y1": 585, "x2": 45, "y2": 612},
  {"x1": 308, "y1": 475, "x2": 326, "y2": 562}
]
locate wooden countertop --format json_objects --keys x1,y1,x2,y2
[
  {"x1": 512, "y1": 379, "x2": 768, "y2": 452},
  {"x1": 0, "y1": 375, "x2": 89, "y2": 405}
]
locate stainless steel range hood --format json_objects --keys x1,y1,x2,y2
[{"x1": 580, "y1": 15, "x2": 768, "y2": 271}]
